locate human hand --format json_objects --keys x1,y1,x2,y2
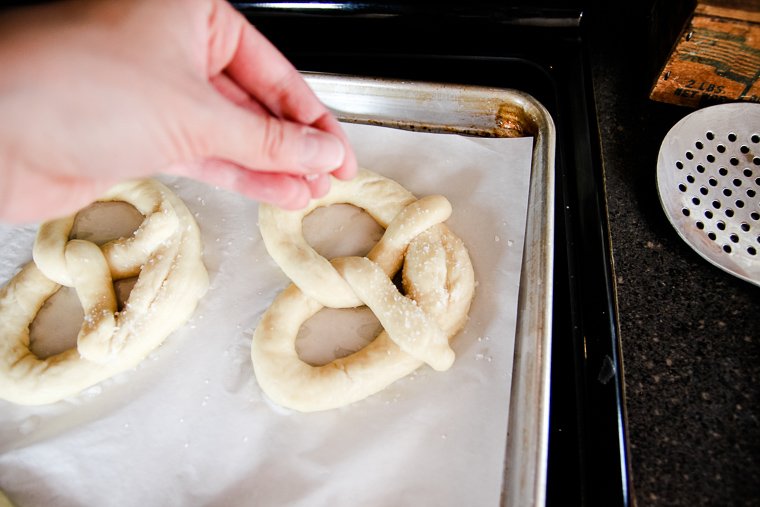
[{"x1": 0, "y1": 0, "x2": 357, "y2": 223}]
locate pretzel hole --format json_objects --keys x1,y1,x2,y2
[
  {"x1": 28, "y1": 276, "x2": 137, "y2": 359},
  {"x1": 303, "y1": 204, "x2": 384, "y2": 259},
  {"x1": 70, "y1": 201, "x2": 144, "y2": 245},
  {"x1": 303, "y1": 204, "x2": 408, "y2": 294},
  {"x1": 296, "y1": 306, "x2": 382, "y2": 366},
  {"x1": 29, "y1": 287, "x2": 84, "y2": 359},
  {"x1": 114, "y1": 277, "x2": 138, "y2": 311},
  {"x1": 72, "y1": 200, "x2": 143, "y2": 305}
]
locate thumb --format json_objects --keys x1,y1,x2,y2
[
  {"x1": 190, "y1": 93, "x2": 347, "y2": 176},
  {"x1": 167, "y1": 158, "x2": 313, "y2": 210}
]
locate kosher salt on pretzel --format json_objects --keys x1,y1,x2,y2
[
  {"x1": 0, "y1": 179, "x2": 208, "y2": 405},
  {"x1": 253, "y1": 169, "x2": 475, "y2": 412}
]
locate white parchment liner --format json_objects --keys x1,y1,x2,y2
[{"x1": 0, "y1": 124, "x2": 533, "y2": 507}]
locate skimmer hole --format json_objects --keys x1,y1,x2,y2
[
  {"x1": 707, "y1": 131, "x2": 716, "y2": 140},
  {"x1": 712, "y1": 200, "x2": 721, "y2": 209},
  {"x1": 730, "y1": 233, "x2": 739, "y2": 243},
  {"x1": 728, "y1": 132, "x2": 737, "y2": 142},
  {"x1": 741, "y1": 145, "x2": 750, "y2": 154},
  {"x1": 723, "y1": 188, "x2": 732, "y2": 197},
  {"x1": 741, "y1": 223, "x2": 750, "y2": 232},
  {"x1": 707, "y1": 154, "x2": 716, "y2": 163},
  {"x1": 736, "y1": 200, "x2": 745, "y2": 208},
  {"x1": 730, "y1": 157, "x2": 739, "y2": 166},
  {"x1": 682, "y1": 208, "x2": 690, "y2": 216},
  {"x1": 716, "y1": 221, "x2": 726, "y2": 231},
  {"x1": 726, "y1": 209, "x2": 735, "y2": 218},
  {"x1": 717, "y1": 144, "x2": 726, "y2": 153},
  {"x1": 676, "y1": 161, "x2": 684, "y2": 169},
  {"x1": 708, "y1": 232, "x2": 717, "y2": 241},
  {"x1": 718, "y1": 168, "x2": 728, "y2": 176},
  {"x1": 705, "y1": 210, "x2": 713, "y2": 219},
  {"x1": 686, "y1": 151, "x2": 694, "y2": 160},
  {"x1": 700, "y1": 187, "x2": 709, "y2": 195},
  {"x1": 749, "y1": 246, "x2": 757, "y2": 256},
  {"x1": 723, "y1": 244, "x2": 732, "y2": 253}
]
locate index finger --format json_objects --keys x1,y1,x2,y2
[{"x1": 206, "y1": 0, "x2": 356, "y2": 179}]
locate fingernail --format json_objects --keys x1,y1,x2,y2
[{"x1": 299, "y1": 128, "x2": 345, "y2": 172}]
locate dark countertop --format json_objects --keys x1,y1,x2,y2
[{"x1": 588, "y1": 7, "x2": 760, "y2": 506}]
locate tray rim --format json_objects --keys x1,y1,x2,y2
[{"x1": 303, "y1": 72, "x2": 556, "y2": 507}]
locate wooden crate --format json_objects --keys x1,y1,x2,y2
[{"x1": 649, "y1": 0, "x2": 760, "y2": 107}]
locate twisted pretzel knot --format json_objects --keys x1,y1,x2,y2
[
  {"x1": 0, "y1": 179, "x2": 208, "y2": 405},
  {"x1": 253, "y1": 169, "x2": 475, "y2": 412}
]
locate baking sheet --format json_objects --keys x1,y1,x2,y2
[{"x1": 0, "y1": 123, "x2": 533, "y2": 507}]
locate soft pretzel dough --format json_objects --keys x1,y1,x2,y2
[
  {"x1": 253, "y1": 169, "x2": 475, "y2": 412},
  {"x1": 0, "y1": 179, "x2": 208, "y2": 405}
]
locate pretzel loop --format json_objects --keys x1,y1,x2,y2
[
  {"x1": 33, "y1": 181, "x2": 179, "y2": 286},
  {"x1": 253, "y1": 169, "x2": 475, "y2": 412},
  {"x1": 0, "y1": 179, "x2": 208, "y2": 405}
]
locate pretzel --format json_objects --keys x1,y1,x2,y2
[
  {"x1": 253, "y1": 169, "x2": 475, "y2": 412},
  {"x1": 0, "y1": 179, "x2": 208, "y2": 405}
]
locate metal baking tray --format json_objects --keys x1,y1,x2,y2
[{"x1": 304, "y1": 72, "x2": 556, "y2": 507}]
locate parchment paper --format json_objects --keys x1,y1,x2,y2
[{"x1": 0, "y1": 124, "x2": 533, "y2": 507}]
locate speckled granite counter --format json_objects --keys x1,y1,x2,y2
[{"x1": 589, "y1": 9, "x2": 760, "y2": 506}]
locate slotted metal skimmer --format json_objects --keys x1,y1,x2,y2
[{"x1": 657, "y1": 103, "x2": 760, "y2": 286}]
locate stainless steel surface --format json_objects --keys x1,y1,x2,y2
[
  {"x1": 657, "y1": 103, "x2": 760, "y2": 287},
  {"x1": 304, "y1": 72, "x2": 557, "y2": 507}
]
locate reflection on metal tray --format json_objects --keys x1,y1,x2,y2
[{"x1": 304, "y1": 72, "x2": 556, "y2": 507}]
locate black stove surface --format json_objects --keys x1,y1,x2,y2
[{"x1": 235, "y1": 3, "x2": 632, "y2": 505}]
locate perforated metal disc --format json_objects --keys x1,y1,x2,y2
[{"x1": 657, "y1": 103, "x2": 760, "y2": 286}]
